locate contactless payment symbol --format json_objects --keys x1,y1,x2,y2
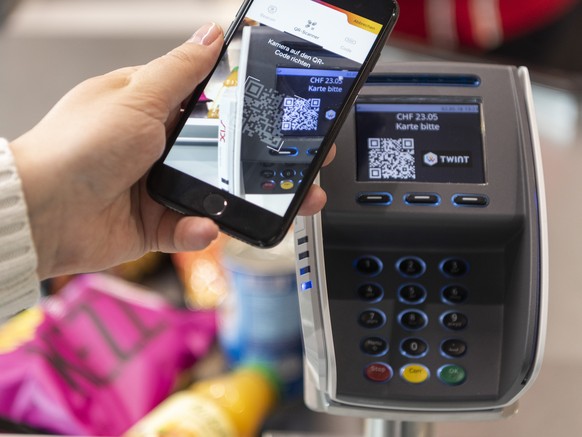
[{"x1": 423, "y1": 152, "x2": 438, "y2": 167}]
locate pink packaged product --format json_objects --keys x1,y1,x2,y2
[{"x1": 0, "y1": 274, "x2": 217, "y2": 436}]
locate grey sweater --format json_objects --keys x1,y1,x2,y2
[{"x1": 0, "y1": 138, "x2": 39, "y2": 320}]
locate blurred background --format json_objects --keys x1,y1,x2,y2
[{"x1": 1, "y1": 0, "x2": 582, "y2": 436}]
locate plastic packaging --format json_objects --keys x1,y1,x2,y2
[
  {"x1": 124, "y1": 365, "x2": 279, "y2": 437},
  {"x1": 0, "y1": 274, "x2": 217, "y2": 436}
]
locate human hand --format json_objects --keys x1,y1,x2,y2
[{"x1": 8, "y1": 23, "x2": 332, "y2": 280}]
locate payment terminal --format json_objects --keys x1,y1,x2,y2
[{"x1": 294, "y1": 62, "x2": 548, "y2": 422}]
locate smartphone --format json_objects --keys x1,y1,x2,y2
[{"x1": 147, "y1": 0, "x2": 399, "y2": 247}]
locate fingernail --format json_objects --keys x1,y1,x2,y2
[{"x1": 188, "y1": 22, "x2": 221, "y2": 45}]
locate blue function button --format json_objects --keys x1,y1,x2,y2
[
  {"x1": 355, "y1": 256, "x2": 383, "y2": 276},
  {"x1": 357, "y1": 192, "x2": 393, "y2": 205},
  {"x1": 404, "y1": 193, "x2": 440, "y2": 205},
  {"x1": 397, "y1": 257, "x2": 426, "y2": 278},
  {"x1": 358, "y1": 310, "x2": 386, "y2": 329},
  {"x1": 357, "y1": 283, "x2": 384, "y2": 302},
  {"x1": 453, "y1": 194, "x2": 489, "y2": 207},
  {"x1": 269, "y1": 146, "x2": 298, "y2": 156}
]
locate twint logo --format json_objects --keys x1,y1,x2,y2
[
  {"x1": 423, "y1": 152, "x2": 438, "y2": 166},
  {"x1": 440, "y1": 155, "x2": 470, "y2": 164},
  {"x1": 423, "y1": 151, "x2": 472, "y2": 167}
]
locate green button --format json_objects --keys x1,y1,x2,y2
[{"x1": 439, "y1": 365, "x2": 466, "y2": 385}]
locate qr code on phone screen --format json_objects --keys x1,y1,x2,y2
[
  {"x1": 368, "y1": 137, "x2": 416, "y2": 180},
  {"x1": 242, "y1": 76, "x2": 284, "y2": 150},
  {"x1": 281, "y1": 97, "x2": 320, "y2": 132}
]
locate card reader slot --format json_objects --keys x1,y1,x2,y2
[{"x1": 366, "y1": 73, "x2": 481, "y2": 87}]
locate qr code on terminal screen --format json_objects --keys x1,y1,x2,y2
[
  {"x1": 282, "y1": 97, "x2": 320, "y2": 131},
  {"x1": 242, "y1": 76, "x2": 284, "y2": 150},
  {"x1": 368, "y1": 138, "x2": 416, "y2": 180}
]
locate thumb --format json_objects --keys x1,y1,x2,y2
[{"x1": 131, "y1": 22, "x2": 224, "y2": 111}]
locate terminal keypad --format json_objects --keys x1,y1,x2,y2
[{"x1": 354, "y1": 254, "x2": 471, "y2": 387}]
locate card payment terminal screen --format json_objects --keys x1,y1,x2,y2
[{"x1": 355, "y1": 102, "x2": 485, "y2": 183}]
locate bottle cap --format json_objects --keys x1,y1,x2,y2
[{"x1": 240, "y1": 362, "x2": 283, "y2": 399}]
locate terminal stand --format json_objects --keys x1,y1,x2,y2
[{"x1": 363, "y1": 419, "x2": 434, "y2": 437}]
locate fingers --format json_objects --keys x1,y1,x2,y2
[
  {"x1": 298, "y1": 184, "x2": 327, "y2": 216},
  {"x1": 156, "y1": 210, "x2": 220, "y2": 253},
  {"x1": 323, "y1": 143, "x2": 336, "y2": 167},
  {"x1": 173, "y1": 216, "x2": 220, "y2": 252},
  {"x1": 130, "y1": 22, "x2": 224, "y2": 112}
]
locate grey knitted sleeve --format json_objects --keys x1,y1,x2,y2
[{"x1": 0, "y1": 138, "x2": 39, "y2": 320}]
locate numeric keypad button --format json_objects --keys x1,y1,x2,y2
[
  {"x1": 398, "y1": 284, "x2": 427, "y2": 304},
  {"x1": 399, "y1": 310, "x2": 428, "y2": 331},
  {"x1": 358, "y1": 283, "x2": 384, "y2": 302},
  {"x1": 355, "y1": 256, "x2": 383, "y2": 276},
  {"x1": 359, "y1": 310, "x2": 386, "y2": 329},
  {"x1": 441, "y1": 339, "x2": 467, "y2": 357},
  {"x1": 397, "y1": 257, "x2": 426, "y2": 278},
  {"x1": 442, "y1": 285, "x2": 468, "y2": 304},
  {"x1": 441, "y1": 258, "x2": 468, "y2": 277},
  {"x1": 401, "y1": 338, "x2": 428, "y2": 357},
  {"x1": 362, "y1": 337, "x2": 388, "y2": 356},
  {"x1": 442, "y1": 312, "x2": 468, "y2": 330}
]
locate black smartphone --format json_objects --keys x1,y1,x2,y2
[{"x1": 147, "y1": 0, "x2": 399, "y2": 247}]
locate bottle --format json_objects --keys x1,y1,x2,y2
[
  {"x1": 218, "y1": 232, "x2": 304, "y2": 398},
  {"x1": 123, "y1": 365, "x2": 279, "y2": 437}
]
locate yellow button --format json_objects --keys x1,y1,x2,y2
[
  {"x1": 280, "y1": 180, "x2": 295, "y2": 190},
  {"x1": 401, "y1": 364, "x2": 430, "y2": 384}
]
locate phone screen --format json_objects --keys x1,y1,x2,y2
[{"x1": 159, "y1": 0, "x2": 396, "y2": 217}]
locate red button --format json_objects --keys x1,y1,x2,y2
[
  {"x1": 365, "y1": 362, "x2": 393, "y2": 382},
  {"x1": 261, "y1": 181, "x2": 276, "y2": 191}
]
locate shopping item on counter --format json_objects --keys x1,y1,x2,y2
[
  {"x1": 124, "y1": 364, "x2": 279, "y2": 437},
  {"x1": 0, "y1": 274, "x2": 217, "y2": 436},
  {"x1": 47, "y1": 252, "x2": 167, "y2": 294},
  {"x1": 172, "y1": 234, "x2": 229, "y2": 310},
  {"x1": 218, "y1": 233, "x2": 304, "y2": 397}
]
